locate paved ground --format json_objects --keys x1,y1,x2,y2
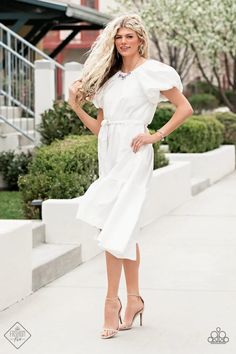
[{"x1": 1, "y1": 171, "x2": 236, "y2": 354}]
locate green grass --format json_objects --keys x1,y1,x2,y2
[{"x1": 0, "y1": 191, "x2": 25, "y2": 219}]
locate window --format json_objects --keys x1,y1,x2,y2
[{"x1": 82, "y1": 0, "x2": 96, "y2": 9}]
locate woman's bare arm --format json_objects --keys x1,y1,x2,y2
[
  {"x1": 68, "y1": 81, "x2": 104, "y2": 136},
  {"x1": 154, "y1": 87, "x2": 193, "y2": 140},
  {"x1": 131, "y1": 87, "x2": 193, "y2": 153},
  {"x1": 72, "y1": 105, "x2": 103, "y2": 136}
]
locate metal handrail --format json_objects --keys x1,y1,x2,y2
[
  {"x1": 0, "y1": 41, "x2": 34, "y2": 68},
  {"x1": 0, "y1": 89, "x2": 34, "y2": 116},
  {"x1": 0, "y1": 21, "x2": 64, "y2": 146},
  {"x1": 0, "y1": 22, "x2": 64, "y2": 71},
  {"x1": 0, "y1": 114, "x2": 35, "y2": 142}
]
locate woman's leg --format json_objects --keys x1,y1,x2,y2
[
  {"x1": 101, "y1": 251, "x2": 123, "y2": 336},
  {"x1": 123, "y1": 243, "x2": 141, "y2": 293},
  {"x1": 121, "y1": 243, "x2": 144, "y2": 325}
]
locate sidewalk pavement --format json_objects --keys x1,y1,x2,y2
[{"x1": 1, "y1": 171, "x2": 236, "y2": 354}]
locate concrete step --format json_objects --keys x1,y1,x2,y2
[
  {"x1": 17, "y1": 144, "x2": 36, "y2": 154},
  {"x1": 18, "y1": 130, "x2": 35, "y2": 146},
  {"x1": 32, "y1": 243, "x2": 82, "y2": 291},
  {"x1": 32, "y1": 220, "x2": 46, "y2": 248},
  {"x1": 0, "y1": 130, "x2": 35, "y2": 152},
  {"x1": 191, "y1": 177, "x2": 210, "y2": 195},
  {"x1": 0, "y1": 106, "x2": 22, "y2": 119},
  {"x1": 0, "y1": 131, "x2": 20, "y2": 151},
  {"x1": 0, "y1": 95, "x2": 5, "y2": 106},
  {"x1": 0, "y1": 118, "x2": 35, "y2": 134},
  {"x1": 1, "y1": 129, "x2": 35, "y2": 139}
]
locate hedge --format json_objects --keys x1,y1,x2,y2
[
  {"x1": 187, "y1": 80, "x2": 235, "y2": 107},
  {"x1": 37, "y1": 100, "x2": 98, "y2": 145},
  {"x1": 0, "y1": 150, "x2": 33, "y2": 190},
  {"x1": 188, "y1": 93, "x2": 219, "y2": 113},
  {"x1": 149, "y1": 129, "x2": 169, "y2": 169},
  {"x1": 215, "y1": 112, "x2": 236, "y2": 144},
  {"x1": 18, "y1": 135, "x2": 98, "y2": 218},
  {"x1": 167, "y1": 115, "x2": 224, "y2": 153},
  {"x1": 148, "y1": 103, "x2": 175, "y2": 132},
  {"x1": 191, "y1": 115, "x2": 224, "y2": 150},
  {"x1": 18, "y1": 131, "x2": 168, "y2": 218}
]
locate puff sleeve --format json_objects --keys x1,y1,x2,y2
[
  {"x1": 137, "y1": 60, "x2": 183, "y2": 105},
  {"x1": 91, "y1": 85, "x2": 104, "y2": 109}
]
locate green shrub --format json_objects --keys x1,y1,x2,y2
[
  {"x1": 225, "y1": 90, "x2": 236, "y2": 107},
  {"x1": 188, "y1": 93, "x2": 219, "y2": 113},
  {"x1": 18, "y1": 135, "x2": 99, "y2": 218},
  {"x1": 167, "y1": 115, "x2": 224, "y2": 153},
  {"x1": 0, "y1": 150, "x2": 33, "y2": 190},
  {"x1": 187, "y1": 80, "x2": 235, "y2": 108},
  {"x1": 167, "y1": 119, "x2": 207, "y2": 152},
  {"x1": 187, "y1": 80, "x2": 220, "y2": 97},
  {"x1": 149, "y1": 129, "x2": 169, "y2": 169},
  {"x1": 215, "y1": 112, "x2": 236, "y2": 144},
  {"x1": 18, "y1": 130, "x2": 168, "y2": 218},
  {"x1": 82, "y1": 101, "x2": 98, "y2": 118},
  {"x1": 191, "y1": 115, "x2": 224, "y2": 150},
  {"x1": 148, "y1": 104, "x2": 175, "y2": 134},
  {"x1": 37, "y1": 100, "x2": 98, "y2": 145}
]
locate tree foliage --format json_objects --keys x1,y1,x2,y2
[{"x1": 111, "y1": 0, "x2": 236, "y2": 112}]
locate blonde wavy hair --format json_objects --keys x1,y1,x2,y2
[{"x1": 77, "y1": 13, "x2": 149, "y2": 104}]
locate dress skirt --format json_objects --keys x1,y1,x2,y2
[{"x1": 75, "y1": 119, "x2": 154, "y2": 260}]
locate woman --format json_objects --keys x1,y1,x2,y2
[{"x1": 68, "y1": 14, "x2": 193, "y2": 339}]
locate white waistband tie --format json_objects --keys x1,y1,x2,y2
[{"x1": 101, "y1": 119, "x2": 147, "y2": 127}]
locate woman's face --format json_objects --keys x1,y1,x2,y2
[{"x1": 114, "y1": 27, "x2": 141, "y2": 57}]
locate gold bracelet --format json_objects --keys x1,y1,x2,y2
[{"x1": 156, "y1": 130, "x2": 165, "y2": 141}]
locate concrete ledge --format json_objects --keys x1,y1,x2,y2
[
  {"x1": 191, "y1": 177, "x2": 210, "y2": 196},
  {"x1": 0, "y1": 220, "x2": 32, "y2": 311},
  {"x1": 42, "y1": 199, "x2": 101, "y2": 263},
  {"x1": 32, "y1": 243, "x2": 82, "y2": 291},
  {"x1": 166, "y1": 145, "x2": 235, "y2": 184},
  {"x1": 140, "y1": 160, "x2": 191, "y2": 227},
  {"x1": 32, "y1": 220, "x2": 46, "y2": 247},
  {"x1": 42, "y1": 160, "x2": 192, "y2": 262}
]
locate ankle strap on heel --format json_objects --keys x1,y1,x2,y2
[
  {"x1": 127, "y1": 293, "x2": 144, "y2": 305},
  {"x1": 105, "y1": 296, "x2": 120, "y2": 301}
]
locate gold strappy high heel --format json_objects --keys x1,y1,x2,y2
[
  {"x1": 119, "y1": 294, "x2": 144, "y2": 330},
  {"x1": 101, "y1": 296, "x2": 123, "y2": 339}
]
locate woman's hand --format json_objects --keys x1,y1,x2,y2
[
  {"x1": 131, "y1": 131, "x2": 161, "y2": 153},
  {"x1": 68, "y1": 80, "x2": 83, "y2": 111}
]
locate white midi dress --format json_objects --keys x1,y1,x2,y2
[{"x1": 75, "y1": 59, "x2": 183, "y2": 260}]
